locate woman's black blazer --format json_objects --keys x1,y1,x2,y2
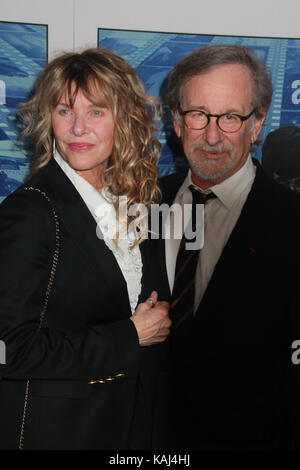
[{"x1": 0, "y1": 158, "x2": 170, "y2": 450}]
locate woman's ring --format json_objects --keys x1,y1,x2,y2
[{"x1": 147, "y1": 298, "x2": 155, "y2": 308}]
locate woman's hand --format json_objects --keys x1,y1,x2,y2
[{"x1": 130, "y1": 291, "x2": 171, "y2": 346}]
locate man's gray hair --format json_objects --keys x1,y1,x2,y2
[{"x1": 167, "y1": 44, "x2": 273, "y2": 120}]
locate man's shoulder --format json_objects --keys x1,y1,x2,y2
[
  {"x1": 254, "y1": 159, "x2": 300, "y2": 208},
  {"x1": 158, "y1": 170, "x2": 188, "y2": 204},
  {"x1": 270, "y1": 178, "x2": 300, "y2": 216},
  {"x1": 159, "y1": 170, "x2": 188, "y2": 186}
]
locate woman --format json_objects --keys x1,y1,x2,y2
[{"x1": 0, "y1": 48, "x2": 171, "y2": 450}]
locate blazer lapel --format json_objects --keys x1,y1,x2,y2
[
  {"x1": 41, "y1": 158, "x2": 132, "y2": 315},
  {"x1": 198, "y1": 162, "x2": 271, "y2": 311}
]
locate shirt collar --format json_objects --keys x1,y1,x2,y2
[{"x1": 177, "y1": 155, "x2": 255, "y2": 210}]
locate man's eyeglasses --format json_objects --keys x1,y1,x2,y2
[{"x1": 179, "y1": 108, "x2": 257, "y2": 133}]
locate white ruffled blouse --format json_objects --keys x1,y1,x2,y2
[{"x1": 54, "y1": 151, "x2": 142, "y2": 313}]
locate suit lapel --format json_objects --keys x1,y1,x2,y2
[
  {"x1": 40, "y1": 158, "x2": 132, "y2": 315},
  {"x1": 198, "y1": 162, "x2": 271, "y2": 311}
]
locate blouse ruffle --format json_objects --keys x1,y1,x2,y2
[{"x1": 94, "y1": 189, "x2": 142, "y2": 313}]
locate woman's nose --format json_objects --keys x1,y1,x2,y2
[{"x1": 71, "y1": 114, "x2": 88, "y2": 136}]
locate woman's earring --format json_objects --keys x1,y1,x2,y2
[{"x1": 52, "y1": 137, "x2": 56, "y2": 157}]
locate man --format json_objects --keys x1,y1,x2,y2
[{"x1": 160, "y1": 45, "x2": 300, "y2": 449}]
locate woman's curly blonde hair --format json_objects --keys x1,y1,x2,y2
[{"x1": 19, "y1": 47, "x2": 161, "y2": 239}]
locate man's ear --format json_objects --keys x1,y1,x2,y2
[
  {"x1": 172, "y1": 111, "x2": 182, "y2": 139},
  {"x1": 251, "y1": 110, "x2": 266, "y2": 144}
]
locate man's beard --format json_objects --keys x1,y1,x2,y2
[{"x1": 186, "y1": 142, "x2": 236, "y2": 184}]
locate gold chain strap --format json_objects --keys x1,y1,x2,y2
[
  {"x1": 18, "y1": 187, "x2": 60, "y2": 450},
  {"x1": 88, "y1": 372, "x2": 125, "y2": 385}
]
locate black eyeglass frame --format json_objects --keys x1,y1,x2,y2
[{"x1": 179, "y1": 107, "x2": 257, "y2": 133}]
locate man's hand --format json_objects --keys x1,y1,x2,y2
[{"x1": 130, "y1": 291, "x2": 171, "y2": 346}]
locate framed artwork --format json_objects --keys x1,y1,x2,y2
[
  {"x1": 98, "y1": 29, "x2": 300, "y2": 178},
  {"x1": 0, "y1": 21, "x2": 47, "y2": 202}
]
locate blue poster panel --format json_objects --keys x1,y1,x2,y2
[
  {"x1": 98, "y1": 29, "x2": 300, "y2": 178},
  {"x1": 0, "y1": 21, "x2": 47, "y2": 202}
]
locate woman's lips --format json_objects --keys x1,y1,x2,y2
[{"x1": 68, "y1": 143, "x2": 95, "y2": 152}]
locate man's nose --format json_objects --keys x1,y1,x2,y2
[
  {"x1": 71, "y1": 114, "x2": 88, "y2": 136},
  {"x1": 203, "y1": 118, "x2": 223, "y2": 145}
]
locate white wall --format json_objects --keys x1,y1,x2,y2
[
  {"x1": 2, "y1": 0, "x2": 300, "y2": 58},
  {"x1": 74, "y1": 0, "x2": 300, "y2": 50},
  {"x1": 1, "y1": 0, "x2": 74, "y2": 58}
]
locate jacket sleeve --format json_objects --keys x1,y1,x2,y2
[{"x1": 0, "y1": 190, "x2": 140, "y2": 381}]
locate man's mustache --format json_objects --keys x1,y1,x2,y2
[{"x1": 195, "y1": 143, "x2": 232, "y2": 153}]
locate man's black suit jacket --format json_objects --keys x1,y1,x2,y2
[
  {"x1": 0, "y1": 158, "x2": 169, "y2": 450},
  {"x1": 160, "y1": 159, "x2": 300, "y2": 449}
]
